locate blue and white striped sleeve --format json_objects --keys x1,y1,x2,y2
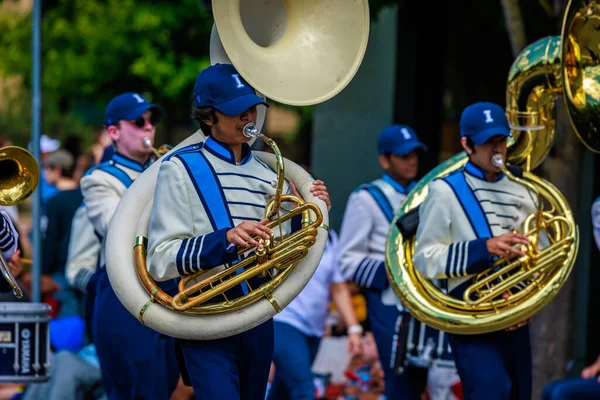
[
  {"x1": 338, "y1": 191, "x2": 389, "y2": 290},
  {"x1": 147, "y1": 159, "x2": 237, "y2": 281},
  {"x1": 0, "y1": 210, "x2": 18, "y2": 259},
  {"x1": 414, "y1": 180, "x2": 492, "y2": 279}
]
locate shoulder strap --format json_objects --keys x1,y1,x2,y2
[
  {"x1": 441, "y1": 172, "x2": 492, "y2": 239},
  {"x1": 85, "y1": 162, "x2": 134, "y2": 189},
  {"x1": 175, "y1": 151, "x2": 250, "y2": 294},
  {"x1": 358, "y1": 183, "x2": 395, "y2": 223},
  {"x1": 164, "y1": 142, "x2": 203, "y2": 162},
  {"x1": 175, "y1": 151, "x2": 233, "y2": 231}
]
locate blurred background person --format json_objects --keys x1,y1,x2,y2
[{"x1": 268, "y1": 229, "x2": 364, "y2": 400}]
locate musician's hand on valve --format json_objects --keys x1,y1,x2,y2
[
  {"x1": 226, "y1": 219, "x2": 273, "y2": 250},
  {"x1": 486, "y1": 233, "x2": 529, "y2": 258}
]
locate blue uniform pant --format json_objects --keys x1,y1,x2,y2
[
  {"x1": 178, "y1": 318, "x2": 274, "y2": 400},
  {"x1": 448, "y1": 325, "x2": 532, "y2": 400},
  {"x1": 93, "y1": 269, "x2": 180, "y2": 400},
  {"x1": 365, "y1": 292, "x2": 428, "y2": 400},
  {"x1": 542, "y1": 376, "x2": 600, "y2": 400},
  {"x1": 267, "y1": 321, "x2": 321, "y2": 400}
]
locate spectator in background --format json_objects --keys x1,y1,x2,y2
[
  {"x1": 89, "y1": 126, "x2": 112, "y2": 166},
  {"x1": 41, "y1": 149, "x2": 84, "y2": 317},
  {"x1": 63, "y1": 134, "x2": 93, "y2": 183},
  {"x1": 267, "y1": 230, "x2": 364, "y2": 400}
]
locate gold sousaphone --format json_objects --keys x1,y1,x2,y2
[
  {"x1": 385, "y1": 0, "x2": 600, "y2": 334},
  {"x1": 104, "y1": 0, "x2": 370, "y2": 340},
  {"x1": 0, "y1": 146, "x2": 40, "y2": 298}
]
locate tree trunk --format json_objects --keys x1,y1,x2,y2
[
  {"x1": 500, "y1": 0, "x2": 528, "y2": 57},
  {"x1": 500, "y1": 0, "x2": 580, "y2": 398},
  {"x1": 529, "y1": 1, "x2": 580, "y2": 398},
  {"x1": 532, "y1": 99, "x2": 580, "y2": 399}
]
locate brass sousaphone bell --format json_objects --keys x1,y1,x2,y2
[
  {"x1": 0, "y1": 146, "x2": 40, "y2": 298},
  {"x1": 104, "y1": 0, "x2": 370, "y2": 340},
  {"x1": 385, "y1": 0, "x2": 600, "y2": 334}
]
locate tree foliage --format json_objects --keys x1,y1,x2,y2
[{"x1": 0, "y1": 0, "x2": 213, "y2": 145}]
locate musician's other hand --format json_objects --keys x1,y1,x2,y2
[
  {"x1": 309, "y1": 180, "x2": 331, "y2": 211},
  {"x1": 486, "y1": 233, "x2": 529, "y2": 258},
  {"x1": 226, "y1": 219, "x2": 273, "y2": 250},
  {"x1": 290, "y1": 180, "x2": 331, "y2": 212},
  {"x1": 347, "y1": 332, "x2": 364, "y2": 358},
  {"x1": 7, "y1": 250, "x2": 22, "y2": 278},
  {"x1": 581, "y1": 357, "x2": 600, "y2": 381},
  {"x1": 504, "y1": 317, "x2": 532, "y2": 331},
  {"x1": 503, "y1": 291, "x2": 533, "y2": 331}
]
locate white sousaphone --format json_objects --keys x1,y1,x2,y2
[{"x1": 105, "y1": 0, "x2": 370, "y2": 340}]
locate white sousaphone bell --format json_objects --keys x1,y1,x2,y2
[{"x1": 104, "y1": 0, "x2": 370, "y2": 340}]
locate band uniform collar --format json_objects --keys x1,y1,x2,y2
[
  {"x1": 382, "y1": 173, "x2": 416, "y2": 195},
  {"x1": 204, "y1": 136, "x2": 252, "y2": 165},
  {"x1": 112, "y1": 152, "x2": 151, "y2": 172},
  {"x1": 463, "y1": 160, "x2": 504, "y2": 182}
]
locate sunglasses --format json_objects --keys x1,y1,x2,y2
[{"x1": 127, "y1": 114, "x2": 159, "y2": 128}]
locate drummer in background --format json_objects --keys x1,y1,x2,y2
[
  {"x1": 338, "y1": 124, "x2": 429, "y2": 399},
  {"x1": 0, "y1": 210, "x2": 22, "y2": 294}
]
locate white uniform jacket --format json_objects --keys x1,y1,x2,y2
[
  {"x1": 0, "y1": 210, "x2": 19, "y2": 259},
  {"x1": 147, "y1": 136, "x2": 292, "y2": 281},
  {"x1": 414, "y1": 161, "x2": 540, "y2": 297},
  {"x1": 339, "y1": 174, "x2": 415, "y2": 308},
  {"x1": 80, "y1": 152, "x2": 151, "y2": 267},
  {"x1": 65, "y1": 205, "x2": 101, "y2": 292}
]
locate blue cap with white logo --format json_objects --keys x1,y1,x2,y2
[
  {"x1": 377, "y1": 125, "x2": 428, "y2": 156},
  {"x1": 104, "y1": 92, "x2": 161, "y2": 127},
  {"x1": 193, "y1": 64, "x2": 269, "y2": 116},
  {"x1": 460, "y1": 102, "x2": 511, "y2": 146}
]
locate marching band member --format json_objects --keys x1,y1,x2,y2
[
  {"x1": 414, "y1": 102, "x2": 535, "y2": 400},
  {"x1": 0, "y1": 210, "x2": 20, "y2": 293},
  {"x1": 146, "y1": 63, "x2": 331, "y2": 400},
  {"x1": 80, "y1": 93, "x2": 181, "y2": 399},
  {"x1": 338, "y1": 125, "x2": 429, "y2": 399}
]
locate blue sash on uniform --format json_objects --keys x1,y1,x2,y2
[
  {"x1": 85, "y1": 163, "x2": 134, "y2": 244},
  {"x1": 175, "y1": 151, "x2": 249, "y2": 295},
  {"x1": 361, "y1": 185, "x2": 395, "y2": 223},
  {"x1": 442, "y1": 171, "x2": 492, "y2": 239}
]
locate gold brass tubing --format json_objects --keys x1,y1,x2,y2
[
  {"x1": 260, "y1": 284, "x2": 282, "y2": 312},
  {"x1": 259, "y1": 134, "x2": 286, "y2": 218},
  {"x1": 134, "y1": 237, "x2": 175, "y2": 310},
  {"x1": 172, "y1": 244, "x2": 310, "y2": 311},
  {"x1": 0, "y1": 250, "x2": 22, "y2": 298}
]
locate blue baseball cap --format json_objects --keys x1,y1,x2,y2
[
  {"x1": 460, "y1": 102, "x2": 511, "y2": 146},
  {"x1": 193, "y1": 64, "x2": 269, "y2": 116},
  {"x1": 104, "y1": 92, "x2": 161, "y2": 127},
  {"x1": 377, "y1": 125, "x2": 428, "y2": 156}
]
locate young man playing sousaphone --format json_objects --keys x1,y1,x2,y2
[
  {"x1": 414, "y1": 102, "x2": 537, "y2": 400},
  {"x1": 146, "y1": 63, "x2": 331, "y2": 400}
]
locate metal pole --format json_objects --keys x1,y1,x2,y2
[{"x1": 31, "y1": 0, "x2": 42, "y2": 303}]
